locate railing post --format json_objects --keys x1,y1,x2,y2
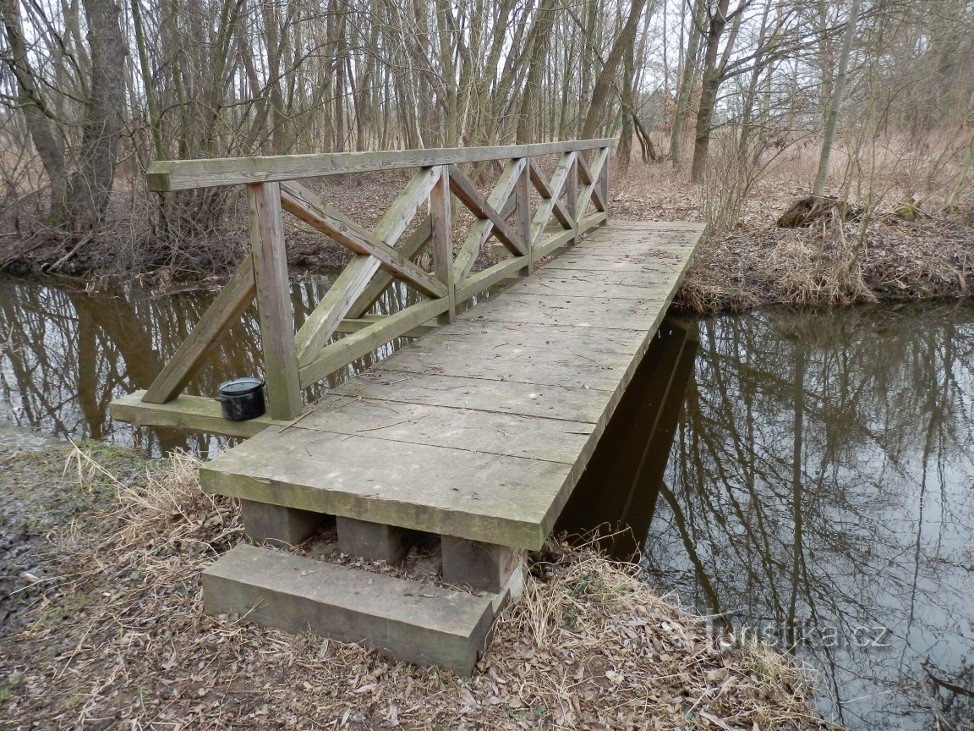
[
  {"x1": 430, "y1": 165, "x2": 455, "y2": 324},
  {"x1": 515, "y1": 157, "x2": 532, "y2": 275},
  {"x1": 599, "y1": 147, "x2": 610, "y2": 226},
  {"x1": 566, "y1": 154, "x2": 578, "y2": 241},
  {"x1": 247, "y1": 181, "x2": 302, "y2": 420}
]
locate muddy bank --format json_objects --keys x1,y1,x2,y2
[
  {"x1": 4, "y1": 174, "x2": 972, "y2": 314},
  {"x1": 0, "y1": 446, "x2": 821, "y2": 728}
]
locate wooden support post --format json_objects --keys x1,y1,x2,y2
[
  {"x1": 599, "y1": 150, "x2": 609, "y2": 226},
  {"x1": 441, "y1": 536, "x2": 524, "y2": 594},
  {"x1": 515, "y1": 158, "x2": 532, "y2": 275},
  {"x1": 430, "y1": 165, "x2": 455, "y2": 324},
  {"x1": 240, "y1": 499, "x2": 323, "y2": 546},
  {"x1": 337, "y1": 516, "x2": 413, "y2": 564},
  {"x1": 566, "y1": 156, "x2": 578, "y2": 241},
  {"x1": 247, "y1": 181, "x2": 302, "y2": 420}
]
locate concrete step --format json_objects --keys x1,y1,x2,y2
[{"x1": 202, "y1": 544, "x2": 495, "y2": 674}]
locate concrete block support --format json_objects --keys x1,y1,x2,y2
[
  {"x1": 337, "y1": 516, "x2": 413, "y2": 564},
  {"x1": 441, "y1": 536, "x2": 525, "y2": 593},
  {"x1": 240, "y1": 499, "x2": 323, "y2": 546}
]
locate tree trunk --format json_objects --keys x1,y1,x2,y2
[
  {"x1": 812, "y1": 0, "x2": 862, "y2": 196},
  {"x1": 671, "y1": 0, "x2": 704, "y2": 166},
  {"x1": 55, "y1": 0, "x2": 127, "y2": 236},
  {"x1": 580, "y1": 0, "x2": 649, "y2": 140},
  {"x1": 0, "y1": 0, "x2": 67, "y2": 209},
  {"x1": 689, "y1": 0, "x2": 729, "y2": 182}
]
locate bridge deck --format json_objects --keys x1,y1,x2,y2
[{"x1": 201, "y1": 221, "x2": 704, "y2": 551}]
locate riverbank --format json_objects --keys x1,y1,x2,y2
[
  {"x1": 2, "y1": 162, "x2": 971, "y2": 316},
  {"x1": 0, "y1": 443, "x2": 823, "y2": 728}
]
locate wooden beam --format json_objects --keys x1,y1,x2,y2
[
  {"x1": 292, "y1": 168, "x2": 439, "y2": 368},
  {"x1": 515, "y1": 159, "x2": 532, "y2": 273},
  {"x1": 347, "y1": 217, "x2": 431, "y2": 318},
  {"x1": 334, "y1": 315, "x2": 436, "y2": 338},
  {"x1": 528, "y1": 159, "x2": 573, "y2": 230},
  {"x1": 280, "y1": 180, "x2": 446, "y2": 299},
  {"x1": 142, "y1": 255, "x2": 256, "y2": 404},
  {"x1": 299, "y1": 297, "x2": 449, "y2": 387},
  {"x1": 447, "y1": 164, "x2": 526, "y2": 256},
  {"x1": 430, "y1": 166, "x2": 455, "y2": 324},
  {"x1": 452, "y1": 159, "x2": 525, "y2": 283},
  {"x1": 530, "y1": 152, "x2": 577, "y2": 246},
  {"x1": 575, "y1": 147, "x2": 609, "y2": 218},
  {"x1": 146, "y1": 139, "x2": 616, "y2": 191},
  {"x1": 248, "y1": 182, "x2": 302, "y2": 420},
  {"x1": 112, "y1": 390, "x2": 284, "y2": 438}
]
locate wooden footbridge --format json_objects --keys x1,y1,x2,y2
[{"x1": 110, "y1": 139, "x2": 704, "y2": 674}]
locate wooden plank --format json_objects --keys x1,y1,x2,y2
[
  {"x1": 452, "y1": 160, "x2": 525, "y2": 283},
  {"x1": 147, "y1": 139, "x2": 616, "y2": 191},
  {"x1": 372, "y1": 339, "x2": 629, "y2": 390},
  {"x1": 334, "y1": 315, "x2": 436, "y2": 337},
  {"x1": 291, "y1": 394, "x2": 594, "y2": 464},
  {"x1": 292, "y1": 168, "x2": 440, "y2": 367},
  {"x1": 430, "y1": 166, "x2": 455, "y2": 324},
  {"x1": 111, "y1": 390, "x2": 284, "y2": 438},
  {"x1": 565, "y1": 155, "x2": 578, "y2": 230},
  {"x1": 528, "y1": 159, "x2": 573, "y2": 230},
  {"x1": 203, "y1": 545, "x2": 494, "y2": 675},
  {"x1": 332, "y1": 370, "x2": 612, "y2": 424},
  {"x1": 142, "y1": 255, "x2": 256, "y2": 404},
  {"x1": 280, "y1": 180, "x2": 446, "y2": 298},
  {"x1": 248, "y1": 182, "x2": 302, "y2": 420},
  {"x1": 470, "y1": 292, "x2": 671, "y2": 332},
  {"x1": 200, "y1": 427, "x2": 577, "y2": 549},
  {"x1": 530, "y1": 152, "x2": 577, "y2": 245},
  {"x1": 299, "y1": 297, "x2": 449, "y2": 387},
  {"x1": 447, "y1": 164, "x2": 526, "y2": 256},
  {"x1": 574, "y1": 147, "x2": 609, "y2": 217},
  {"x1": 515, "y1": 160, "x2": 532, "y2": 272},
  {"x1": 347, "y1": 217, "x2": 432, "y2": 318}
]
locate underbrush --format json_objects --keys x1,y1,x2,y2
[{"x1": 0, "y1": 446, "x2": 823, "y2": 728}]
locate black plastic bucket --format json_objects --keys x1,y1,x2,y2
[{"x1": 216, "y1": 377, "x2": 266, "y2": 421}]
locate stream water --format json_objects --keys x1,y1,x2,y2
[{"x1": 0, "y1": 274, "x2": 971, "y2": 728}]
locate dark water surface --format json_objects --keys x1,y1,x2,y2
[{"x1": 1, "y1": 275, "x2": 972, "y2": 728}]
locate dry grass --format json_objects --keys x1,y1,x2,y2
[
  {"x1": 614, "y1": 135, "x2": 974, "y2": 314},
  {"x1": 1, "y1": 447, "x2": 824, "y2": 729}
]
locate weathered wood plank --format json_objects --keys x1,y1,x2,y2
[
  {"x1": 291, "y1": 395, "x2": 594, "y2": 464},
  {"x1": 528, "y1": 159, "x2": 573, "y2": 230},
  {"x1": 280, "y1": 180, "x2": 446, "y2": 298},
  {"x1": 447, "y1": 164, "x2": 526, "y2": 256},
  {"x1": 142, "y1": 255, "x2": 256, "y2": 404},
  {"x1": 347, "y1": 217, "x2": 432, "y2": 318},
  {"x1": 515, "y1": 160, "x2": 532, "y2": 272},
  {"x1": 147, "y1": 139, "x2": 615, "y2": 191},
  {"x1": 530, "y1": 152, "x2": 577, "y2": 245},
  {"x1": 200, "y1": 427, "x2": 576, "y2": 549},
  {"x1": 452, "y1": 160, "x2": 525, "y2": 283},
  {"x1": 248, "y1": 182, "x2": 302, "y2": 420},
  {"x1": 293, "y1": 168, "x2": 440, "y2": 367},
  {"x1": 298, "y1": 297, "x2": 449, "y2": 387},
  {"x1": 111, "y1": 390, "x2": 284, "y2": 438},
  {"x1": 430, "y1": 166, "x2": 455, "y2": 324}
]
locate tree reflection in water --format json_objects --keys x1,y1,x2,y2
[
  {"x1": 651, "y1": 303, "x2": 974, "y2": 729},
  {"x1": 0, "y1": 274, "x2": 426, "y2": 456}
]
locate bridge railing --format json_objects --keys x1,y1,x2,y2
[{"x1": 129, "y1": 139, "x2": 614, "y2": 425}]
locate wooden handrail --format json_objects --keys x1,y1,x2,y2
[
  {"x1": 146, "y1": 139, "x2": 615, "y2": 192},
  {"x1": 130, "y1": 139, "x2": 615, "y2": 430}
]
